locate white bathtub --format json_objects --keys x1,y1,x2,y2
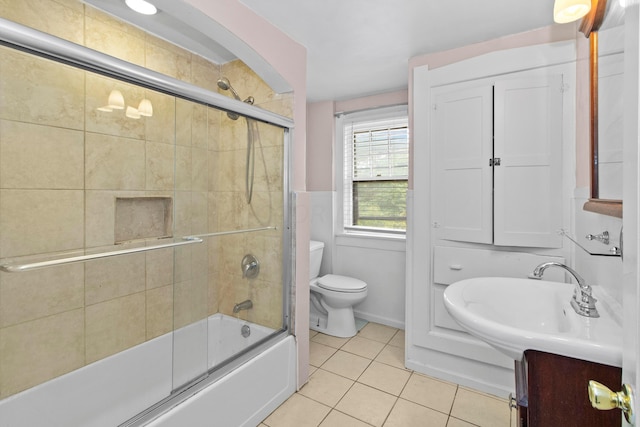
[{"x1": 0, "y1": 314, "x2": 296, "y2": 427}]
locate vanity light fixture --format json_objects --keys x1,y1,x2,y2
[
  {"x1": 125, "y1": 0, "x2": 157, "y2": 15},
  {"x1": 107, "y1": 89, "x2": 125, "y2": 109},
  {"x1": 137, "y1": 98, "x2": 153, "y2": 117},
  {"x1": 126, "y1": 106, "x2": 141, "y2": 119},
  {"x1": 553, "y1": 0, "x2": 592, "y2": 23}
]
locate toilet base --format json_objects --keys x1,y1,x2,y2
[{"x1": 309, "y1": 303, "x2": 357, "y2": 338}]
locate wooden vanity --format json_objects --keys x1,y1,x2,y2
[{"x1": 516, "y1": 350, "x2": 621, "y2": 426}]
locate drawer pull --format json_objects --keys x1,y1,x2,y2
[{"x1": 449, "y1": 264, "x2": 463, "y2": 271}]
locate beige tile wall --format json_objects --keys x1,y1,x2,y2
[{"x1": 0, "y1": 0, "x2": 292, "y2": 399}]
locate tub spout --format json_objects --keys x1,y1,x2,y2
[{"x1": 233, "y1": 299, "x2": 253, "y2": 313}]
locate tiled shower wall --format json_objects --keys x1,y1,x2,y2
[{"x1": 0, "y1": 0, "x2": 292, "y2": 399}]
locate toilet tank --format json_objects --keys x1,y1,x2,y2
[{"x1": 309, "y1": 240, "x2": 325, "y2": 280}]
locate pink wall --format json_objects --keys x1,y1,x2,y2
[
  {"x1": 408, "y1": 23, "x2": 587, "y2": 189},
  {"x1": 183, "y1": 0, "x2": 310, "y2": 388},
  {"x1": 307, "y1": 101, "x2": 335, "y2": 192},
  {"x1": 307, "y1": 90, "x2": 409, "y2": 192}
]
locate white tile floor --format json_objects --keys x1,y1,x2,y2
[{"x1": 260, "y1": 322, "x2": 515, "y2": 427}]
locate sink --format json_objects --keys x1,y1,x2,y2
[{"x1": 443, "y1": 277, "x2": 622, "y2": 366}]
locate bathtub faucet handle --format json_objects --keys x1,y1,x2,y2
[{"x1": 241, "y1": 254, "x2": 260, "y2": 279}]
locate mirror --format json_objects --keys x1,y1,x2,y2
[{"x1": 581, "y1": 0, "x2": 624, "y2": 218}]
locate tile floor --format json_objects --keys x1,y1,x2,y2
[{"x1": 260, "y1": 322, "x2": 515, "y2": 427}]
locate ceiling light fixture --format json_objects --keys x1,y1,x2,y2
[
  {"x1": 553, "y1": 0, "x2": 592, "y2": 23},
  {"x1": 125, "y1": 0, "x2": 157, "y2": 15}
]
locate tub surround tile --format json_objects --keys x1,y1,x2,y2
[
  {"x1": 0, "y1": 263, "x2": 84, "y2": 327},
  {"x1": 176, "y1": 99, "x2": 195, "y2": 147},
  {"x1": 85, "y1": 293, "x2": 146, "y2": 364},
  {"x1": 84, "y1": 15, "x2": 145, "y2": 66},
  {"x1": 249, "y1": 278, "x2": 283, "y2": 330},
  {"x1": 144, "y1": 91, "x2": 176, "y2": 145},
  {"x1": 0, "y1": 0, "x2": 287, "y2": 402},
  {"x1": 84, "y1": 250, "x2": 146, "y2": 306},
  {"x1": 173, "y1": 278, "x2": 208, "y2": 329},
  {"x1": 207, "y1": 108, "x2": 222, "y2": 152},
  {"x1": 0, "y1": 0, "x2": 84, "y2": 44},
  {"x1": 191, "y1": 104, "x2": 209, "y2": 149},
  {"x1": 0, "y1": 49, "x2": 84, "y2": 129},
  {"x1": 0, "y1": 189, "x2": 84, "y2": 258},
  {"x1": 146, "y1": 285, "x2": 173, "y2": 339},
  {"x1": 85, "y1": 133, "x2": 145, "y2": 190},
  {"x1": 0, "y1": 121, "x2": 84, "y2": 190},
  {"x1": 146, "y1": 141, "x2": 175, "y2": 191},
  {"x1": 0, "y1": 308, "x2": 84, "y2": 398},
  {"x1": 85, "y1": 75, "x2": 146, "y2": 140},
  {"x1": 144, "y1": 39, "x2": 191, "y2": 82},
  {"x1": 190, "y1": 55, "x2": 220, "y2": 93},
  {"x1": 85, "y1": 4, "x2": 146, "y2": 39},
  {"x1": 191, "y1": 148, "x2": 209, "y2": 191}
]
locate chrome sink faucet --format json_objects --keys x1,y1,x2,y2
[{"x1": 530, "y1": 261, "x2": 599, "y2": 318}]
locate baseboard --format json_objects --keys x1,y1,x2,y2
[{"x1": 353, "y1": 310, "x2": 405, "y2": 330}]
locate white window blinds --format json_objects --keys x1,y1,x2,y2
[{"x1": 342, "y1": 108, "x2": 408, "y2": 232}]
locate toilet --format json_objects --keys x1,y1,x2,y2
[{"x1": 309, "y1": 240, "x2": 368, "y2": 338}]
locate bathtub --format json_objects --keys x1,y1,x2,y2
[{"x1": 0, "y1": 314, "x2": 296, "y2": 427}]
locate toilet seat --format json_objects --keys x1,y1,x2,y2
[{"x1": 317, "y1": 274, "x2": 367, "y2": 293}]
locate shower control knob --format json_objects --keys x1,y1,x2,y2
[{"x1": 241, "y1": 254, "x2": 260, "y2": 279}]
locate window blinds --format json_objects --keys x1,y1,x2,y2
[{"x1": 343, "y1": 113, "x2": 409, "y2": 231}]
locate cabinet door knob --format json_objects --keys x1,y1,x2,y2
[{"x1": 588, "y1": 380, "x2": 635, "y2": 424}]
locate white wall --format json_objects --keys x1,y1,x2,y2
[{"x1": 334, "y1": 236, "x2": 406, "y2": 329}]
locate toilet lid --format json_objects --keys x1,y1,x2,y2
[{"x1": 317, "y1": 274, "x2": 367, "y2": 293}]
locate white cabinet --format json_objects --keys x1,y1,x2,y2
[{"x1": 432, "y1": 74, "x2": 563, "y2": 248}]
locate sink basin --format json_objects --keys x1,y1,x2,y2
[{"x1": 443, "y1": 277, "x2": 622, "y2": 366}]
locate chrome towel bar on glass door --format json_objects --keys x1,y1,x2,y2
[
  {"x1": 0, "y1": 236, "x2": 203, "y2": 273},
  {"x1": 186, "y1": 226, "x2": 277, "y2": 240}
]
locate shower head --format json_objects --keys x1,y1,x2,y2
[{"x1": 217, "y1": 77, "x2": 242, "y2": 101}]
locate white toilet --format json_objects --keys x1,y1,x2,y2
[{"x1": 309, "y1": 240, "x2": 368, "y2": 337}]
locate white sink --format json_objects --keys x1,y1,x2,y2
[{"x1": 443, "y1": 277, "x2": 623, "y2": 366}]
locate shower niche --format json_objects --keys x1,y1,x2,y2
[{"x1": 114, "y1": 196, "x2": 173, "y2": 243}]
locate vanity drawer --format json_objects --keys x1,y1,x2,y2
[{"x1": 433, "y1": 246, "x2": 565, "y2": 285}]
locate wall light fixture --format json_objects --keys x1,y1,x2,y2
[{"x1": 554, "y1": 0, "x2": 592, "y2": 23}]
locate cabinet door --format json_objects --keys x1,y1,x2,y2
[
  {"x1": 432, "y1": 85, "x2": 493, "y2": 244},
  {"x1": 493, "y1": 75, "x2": 563, "y2": 248}
]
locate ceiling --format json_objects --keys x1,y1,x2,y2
[{"x1": 239, "y1": 0, "x2": 558, "y2": 102}]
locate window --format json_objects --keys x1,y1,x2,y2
[{"x1": 341, "y1": 106, "x2": 409, "y2": 233}]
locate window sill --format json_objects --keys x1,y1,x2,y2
[{"x1": 335, "y1": 232, "x2": 406, "y2": 252}]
